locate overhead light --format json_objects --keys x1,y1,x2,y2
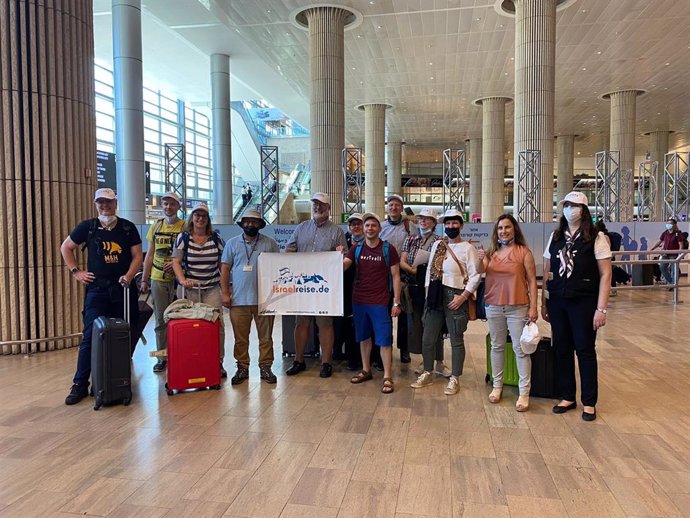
[
  {"x1": 475, "y1": 17, "x2": 481, "y2": 21},
  {"x1": 582, "y1": 67, "x2": 587, "y2": 71},
  {"x1": 428, "y1": 62, "x2": 433, "y2": 65},
  {"x1": 498, "y1": 24, "x2": 504, "y2": 28},
  {"x1": 581, "y1": 9, "x2": 587, "y2": 12},
  {"x1": 504, "y1": 72, "x2": 508, "y2": 75},
  {"x1": 430, "y1": 76, "x2": 434, "y2": 80},
  {"x1": 352, "y1": 67, "x2": 357, "y2": 70},
  {"x1": 369, "y1": 0, "x2": 375, "y2": 3},
  {"x1": 266, "y1": 9, "x2": 271, "y2": 13},
  {"x1": 596, "y1": 51, "x2": 602, "y2": 55},
  {"x1": 665, "y1": 62, "x2": 670, "y2": 66},
  {"x1": 357, "y1": 34, "x2": 362, "y2": 38},
  {"x1": 377, "y1": 25, "x2": 382, "y2": 29}
]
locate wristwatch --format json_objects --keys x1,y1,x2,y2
[
  {"x1": 70, "y1": 266, "x2": 79, "y2": 274},
  {"x1": 393, "y1": 303, "x2": 401, "y2": 308},
  {"x1": 596, "y1": 307, "x2": 607, "y2": 314}
]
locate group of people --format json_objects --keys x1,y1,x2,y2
[{"x1": 61, "y1": 186, "x2": 614, "y2": 421}]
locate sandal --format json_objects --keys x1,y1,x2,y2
[
  {"x1": 488, "y1": 388, "x2": 502, "y2": 404},
  {"x1": 381, "y1": 378, "x2": 394, "y2": 394},
  {"x1": 516, "y1": 395, "x2": 529, "y2": 412},
  {"x1": 350, "y1": 370, "x2": 373, "y2": 384}
]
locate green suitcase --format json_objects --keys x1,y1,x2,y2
[{"x1": 485, "y1": 333, "x2": 519, "y2": 386}]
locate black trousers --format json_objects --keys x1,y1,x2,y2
[{"x1": 546, "y1": 295, "x2": 598, "y2": 406}]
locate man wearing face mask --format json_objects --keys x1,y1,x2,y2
[
  {"x1": 380, "y1": 194, "x2": 417, "y2": 363},
  {"x1": 651, "y1": 218, "x2": 686, "y2": 289},
  {"x1": 221, "y1": 210, "x2": 280, "y2": 384},
  {"x1": 284, "y1": 192, "x2": 347, "y2": 378},
  {"x1": 60, "y1": 188, "x2": 143, "y2": 405},
  {"x1": 141, "y1": 192, "x2": 185, "y2": 373}
]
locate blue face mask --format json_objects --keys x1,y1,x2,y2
[
  {"x1": 666, "y1": 223, "x2": 674, "y2": 231},
  {"x1": 352, "y1": 234, "x2": 364, "y2": 242},
  {"x1": 498, "y1": 238, "x2": 513, "y2": 246},
  {"x1": 418, "y1": 227, "x2": 432, "y2": 236}
]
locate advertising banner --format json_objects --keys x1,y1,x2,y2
[{"x1": 257, "y1": 252, "x2": 344, "y2": 316}]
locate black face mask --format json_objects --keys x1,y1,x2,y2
[
  {"x1": 243, "y1": 226, "x2": 259, "y2": 237},
  {"x1": 445, "y1": 228, "x2": 460, "y2": 239}
]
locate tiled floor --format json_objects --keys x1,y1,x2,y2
[{"x1": 0, "y1": 289, "x2": 688, "y2": 517}]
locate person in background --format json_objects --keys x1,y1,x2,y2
[
  {"x1": 342, "y1": 213, "x2": 365, "y2": 371},
  {"x1": 172, "y1": 203, "x2": 227, "y2": 377},
  {"x1": 650, "y1": 218, "x2": 686, "y2": 289},
  {"x1": 478, "y1": 214, "x2": 538, "y2": 412},
  {"x1": 543, "y1": 192, "x2": 611, "y2": 422},
  {"x1": 140, "y1": 192, "x2": 184, "y2": 373}
]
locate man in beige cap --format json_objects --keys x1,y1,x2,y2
[
  {"x1": 284, "y1": 192, "x2": 347, "y2": 378},
  {"x1": 141, "y1": 192, "x2": 185, "y2": 373}
]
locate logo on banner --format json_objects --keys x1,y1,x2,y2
[{"x1": 272, "y1": 267, "x2": 330, "y2": 294}]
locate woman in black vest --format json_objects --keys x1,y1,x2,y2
[{"x1": 541, "y1": 192, "x2": 612, "y2": 421}]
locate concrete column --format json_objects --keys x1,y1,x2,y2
[
  {"x1": 556, "y1": 135, "x2": 575, "y2": 203},
  {"x1": 513, "y1": 0, "x2": 556, "y2": 221},
  {"x1": 475, "y1": 97, "x2": 511, "y2": 222},
  {"x1": 361, "y1": 104, "x2": 389, "y2": 217},
  {"x1": 0, "y1": 0, "x2": 96, "y2": 353},
  {"x1": 113, "y1": 0, "x2": 145, "y2": 223},
  {"x1": 604, "y1": 89, "x2": 644, "y2": 221},
  {"x1": 647, "y1": 130, "x2": 670, "y2": 221},
  {"x1": 210, "y1": 54, "x2": 233, "y2": 223},
  {"x1": 305, "y1": 7, "x2": 349, "y2": 222},
  {"x1": 467, "y1": 138, "x2": 483, "y2": 217},
  {"x1": 386, "y1": 141, "x2": 403, "y2": 198}
]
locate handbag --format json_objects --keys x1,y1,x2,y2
[
  {"x1": 445, "y1": 245, "x2": 478, "y2": 321},
  {"x1": 426, "y1": 278, "x2": 444, "y2": 311},
  {"x1": 474, "y1": 279, "x2": 486, "y2": 320}
]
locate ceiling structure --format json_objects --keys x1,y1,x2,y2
[{"x1": 93, "y1": 0, "x2": 690, "y2": 163}]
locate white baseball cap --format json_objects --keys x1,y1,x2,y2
[
  {"x1": 161, "y1": 192, "x2": 181, "y2": 204},
  {"x1": 439, "y1": 208, "x2": 465, "y2": 224},
  {"x1": 362, "y1": 212, "x2": 382, "y2": 224},
  {"x1": 386, "y1": 194, "x2": 404, "y2": 205},
  {"x1": 310, "y1": 192, "x2": 331, "y2": 205},
  {"x1": 416, "y1": 207, "x2": 438, "y2": 221},
  {"x1": 347, "y1": 212, "x2": 364, "y2": 223},
  {"x1": 94, "y1": 188, "x2": 116, "y2": 201},
  {"x1": 191, "y1": 202, "x2": 210, "y2": 215},
  {"x1": 557, "y1": 191, "x2": 588, "y2": 210}
]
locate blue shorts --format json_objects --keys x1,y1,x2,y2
[{"x1": 352, "y1": 303, "x2": 393, "y2": 347}]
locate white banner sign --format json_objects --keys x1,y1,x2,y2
[{"x1": 257, "y1": 252, "x2": 344, "y2": 316}]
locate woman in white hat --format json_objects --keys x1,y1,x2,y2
[{"x1": 542, "y1": 192, "x2": 612, "y2": 421}]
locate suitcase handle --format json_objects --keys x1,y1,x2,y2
[
  {"x1": 123, "y1": 284, "x2": 130, "y2": 324},
  {"x1": 181, "y1": 282, "x2": 202, "y2": 301}
]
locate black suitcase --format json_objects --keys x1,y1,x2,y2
[
  {"x1": 530, "y1": 337, "x2": 559, "y2": 399},
  {"x1": 91, "y1": 285, "x2": 133, "y2": 410},
  {"x1": 632, "y1": 264, "x2": 654, "y2": 286},
  {"x1": 281, "y1": 315, "x2": 320, "y2": 358}
]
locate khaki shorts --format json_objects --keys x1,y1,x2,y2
[{"x1": 295, "y1": 315, "x2": 333, "y2": 328}]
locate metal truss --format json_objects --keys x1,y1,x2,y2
[
  {"x1": 637, "y1": 160, "x2": 658, "y2": 221},
  {"x1": 515, "y1": 150, "x2": 542, "y2": 223},
  {"x1": 164, "y1": 143, "x2": 186, "y2": 217},
  {"x1": 442, "y1": 149, "x2": 466, "y2": 213},
  {"x1": 260, "y1": 146, "x2": 280, "y2": 224},
  {"x1": 342, "y1": 147, "x2": 363, "y2": 217},
  {"x1": 594, "y1": 151, "x2": 624, "y2": 221},
  {"x1": 662, "y1": 152, "x2": 690, "y2": 221}
]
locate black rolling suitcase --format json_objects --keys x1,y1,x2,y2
[
  {"x1": 529, "y1": 337, "x2": 559, "y2": 399},
  {"x1": 281, "y1": 315, "x2": 320, "y2": 357},
  {"x1": 91, "y1": 285, "x2": 133, "y2": 410}
]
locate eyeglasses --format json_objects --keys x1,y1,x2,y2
[{"x1": 192, "y1": 213, "x2": 208, "y2": 219}]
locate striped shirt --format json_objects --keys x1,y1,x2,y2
[
  {"x1": 173, "y1": 232, "x2": 225, "y2": 288},
  {"x1": 285, "y1": 218, "x2": 347, "y2": 253}
]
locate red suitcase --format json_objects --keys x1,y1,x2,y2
[{"x1": 165, "y1": 319, "x2": 222, "y2": 395}]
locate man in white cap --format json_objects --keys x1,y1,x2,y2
[
  {"x1": 380, "y1": 194, "x2": 417, "y2": 363},
  {"x1": 60, "y1": 188, "x2": 143, "y2": 405},
  {"x1": 341, "y1": 213, "x2": 365, "y2": 371},
  {"x1": 140, "y1": 192, "x2": 185, "y2": 373},
  {"x1": 399, "y1": 207, "x2": 451, "y2": 377},
  {"x1": 221, "y1": 210, "x2": 280, "y2": 384},
  {"x1": 284, "y1": 192, "x2": 347, "y2": 378}
]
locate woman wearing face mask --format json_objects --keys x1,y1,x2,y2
[
  {"x1": 542, "y1": 192, "x2": 612, "y2": 422},
  {"x1": 477, "y1": 214, "x2": 538, "y2": 411},
  {"x1": 650, "y1": 218, "x2": 686, "y2": 289},
  {"x1": 411, "y1": 209, "x2": 480, "y2": 395}
]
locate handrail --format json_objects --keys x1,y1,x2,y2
[{"x1": 609, "y1": 249, "x2": 688, "y2": 304}]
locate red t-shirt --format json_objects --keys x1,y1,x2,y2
[
  {"x1": 346, "y1": 240, "x2": 400, "y2": 305},
  {"x1": 660, "y1": 230, "x2": 685, "y2": 251}
]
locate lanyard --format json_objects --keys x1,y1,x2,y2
[{"x1": 243, "y1": 236, "x2": 260, "y2": 264}]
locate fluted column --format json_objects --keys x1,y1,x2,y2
[
  {"x1": 647, "y1": 130, "x2": 670, "y2": 221},
  {"x1": 113, "y1": 0, "x2": 145, "y2": 223},
  {"x1": 386, "y1": 141, "x2": 403, "y2": 198},
  {"x1": 604, "y1": 89, "x2": 643, "y2": 221},
  {"x1": 476, "y1": 97, "x2": 511, "y2": 222},
  {"x1": 361, "y1": 104, "x2": 389, "y2": 217},
  {"x1": 305, "y1": 7, "x2": 348, "y2": 222},
  {"x1": 513, "y1": 0, "x2": 556, "y2": 221},
  {"x1": 467, "y1": 138, "x2": 483, "y2": 217},
  {"x1": 0, "y1": 0, "x2": 96, "y2": 354},
  {"x1": 210, "y1": 54, "x2": 232, "y2": 223},
  {"x1": 556, "y1": 135, "x2": 575, "y2": 202}
]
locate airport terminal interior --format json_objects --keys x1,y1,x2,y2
[{"x1": 1, "y1": 0, "x2": 690, "y2": 516}]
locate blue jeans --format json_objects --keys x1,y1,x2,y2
[
  {"x1": 73, "y1": 284, "x2": 139, "y2": 387},
  {"x1": 660, "y1": 255, "x2": 676, "y2": 285},
  {"x1": 421, "y1": 286, "x2": 468, "y2": 376}
]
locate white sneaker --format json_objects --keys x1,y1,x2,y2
[
  {"x1": 410, "y1": 371, "x2": 433, "y2": 389},
  {"x1": 444, "y1": 376, "x2": 459, "y2": 395},
  {"x1": 434, "y1": 362, "x2": 452, "y2": 378},
  {"x1": 414, "y1": 362, "x2": 425, "y2": 375}
]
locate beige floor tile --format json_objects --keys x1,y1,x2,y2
[
  {"x1": 449, "y1": 432, "x2": 495, "y2": 458},
  {"x1": 397, "y1": 464, "x2": 452, "y2": 517},
  {"x1": 648, "y1": 470, "x2": 690, "y2": 495},
  {"x1": 522, "y1": 413, "x2": 573, "y2": 436},
  {"x1": 288, "y1": 467, "x2": 351, "y2": 508},
  {"x1": 546, "y1": 465, "x2": 608, "y2": 491},
  {"x1": 604, "y1": 476, "x2": 682, "y2": 516},
  {"x1": 372, "y1": 406, "x2": 412, "y2": 421},
  {"x1": 505, "y1": 495, "x2": 569, "y2": 518},
  {"x1": 328, "y1": 411, "x2": 373, "y2": 434},
  {"x1": 279, "y1": 503, "x2": 338, "y2": 518},
  {"x1": 450, "y1": 456, "x2": 505, "y2": 505},
  {"x1": 408, "y1": 416, "x2": 449, "y2": 438},
  {"x1": 336, "y1": 480, "x2": 399, "y2": 518},
  {"x1": 308, "y1": 432, "x2": 365, "y2": 471},
  {"x1": 404, "y1": 435, "x2": 450, "y2": 466},
  {"x1": 590, "y1": 455, "x2": 653, "y2": 479},
  {"x1": 59, "y1": 477, "x2": 143, "y2": 516},
  {"x1": 601, "y1": 413, "x2": 657, "y2": 434},
  {"x1": 558, "y1": 488, "x2": 627, "y2": 518},
  {"x1": 179, "y1": 434, "x2": 239, "y2": 455},
  {"x1": 125, "y1": 471, "x2": 202, "y2": 509},
  {"x1": 621, "y1": 433, "x2": 690, "y2": 471},
  {"x1": 495, "y1": 452, "x2": 558, "y2": 499},
  {"x1": 411, "y1": 397, "x2": 449, "y2": 418},
  {"x1": 0, "y1": 489, "x2": 73, "y2": 518},
  {"x1": 162, "y1": 452, "x2": 223, "y2": 474},
  {"x1": 455, "y1": 502, "x2": 510, "y2": 518},
  {"x1": 206, "y1": 416, "x2": 257, "y2": 437},
  {"x1": 646, "y1": 419, "x2": 690, "y2": 452},
  {"x1": 489, "y1": 428, "x2": 539, "y2": 454},
  {"x1": 183, "y1": 468, "x2": 252, "y2": 503},
  {"x1": 351, "y1": 449, "x2": 405, "y2": 485},
  {"x1": 213, "y1": 432, "x2": 281, "y2": 471},
  {"x1": 362, "y1": 419, "x2": 409, "y2": 454},
  {"x1": 569, "y1": 424, "x2": 633, "y2": 458},
  {"x1": 338, "y1": 395, "x2": 380, "y2": 414},
  {"x1": 281, "y1": 419, "x2": 331, "y2": 444},
  {"x1": 484, "y1": 406, "x2": 528, "y2": 429},
  {"x1": 668, "y1": 493, "x2": 690, "y2": 518},
  {"x1": 164, "y1": 499, "x2": 230, "y2": 518},
  {"x1": 533, "y1": 435, "x2": 594, "y2": 468}
]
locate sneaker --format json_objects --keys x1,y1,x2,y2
[
  {"x1": 152, "y1": 360, "x2": 167, "y2": 373},
  {"x1": 65, "y1": 384, "x2": 89, "y2": 405},
  {"x1": 434, "y1": 362, "x2": 452, "y2": 378},
  {"x1": 410, "y1": 371, "x2": 433, "y2": 389},
  {"x1": 444, "y1": 376, "x2": 459, "y2": 395},
  {"x1": 231, "y1": 365, "x2": 250, "y2": 385},
  {"x1": 259, "y1": 365, "x2": 277, "y2": 384},
  {"x1": 319, "y1": 363, "x2": 333, "y2": 378},
  {"x1": 414, "y1": 362, "x2": 425, "y2": 375},
  {"x1": 286, "y1": 360, "x2": 306, "y2": 376},
  {"x1": 220, "y1": 364, "x2": 228, "y2": 378}
]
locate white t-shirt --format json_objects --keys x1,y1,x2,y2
[
  {"x1": 424, "y1": 240, "x2": 481, "y2": 293},
  {"x1": 543, "y1": 231, "x2": 612, "y2": 260}
]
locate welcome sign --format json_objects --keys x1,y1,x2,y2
[{"x1": 257, "y1": 252, "x2": 344, "y2": 316}]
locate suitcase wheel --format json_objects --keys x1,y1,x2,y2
[
  {"x1": 123, "y1": 397, "x2": 131, "y2": 406},
  {"x1": 211, "y1": 384, "x2": 221, "y2": 390},
  {"x1": 166, "y1": 389, "x2": 174, "y2": 396},
  {"x1": 484, "y1": 374, "x2": 490, "y2": 384},
  {"x1": 94, "y1": 396, "x2": 103, "y2": 411}
]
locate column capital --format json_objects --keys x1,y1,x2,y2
[
  {"x1": 472, "y1": 96, "x2": 513, "y2": 107},
  {"x1": 291, "y1": 4, "x2": 362, "y2": 31},
  {"x1": 356, "y1": 103, "x2": 394, "y2": 112},
  {"x1": 494, "y1": 0, "x2": 577, "y2": 17},
  {"x1": 643, "y1": 130, "x2": 674, "y2": 136},
  {"x1": 601, "y1": 89, "x2": 646, "y2": 101}
]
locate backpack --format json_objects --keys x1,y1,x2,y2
[
  {"x1": 179, "y1": 230, "x2": 223, "y2": 274},
  {"x1": 81, "y1": 218, "x2": 134, "y2": 251},
  {"x1": 354, "y1": 240, "x2": 392, "y2": 291}
]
